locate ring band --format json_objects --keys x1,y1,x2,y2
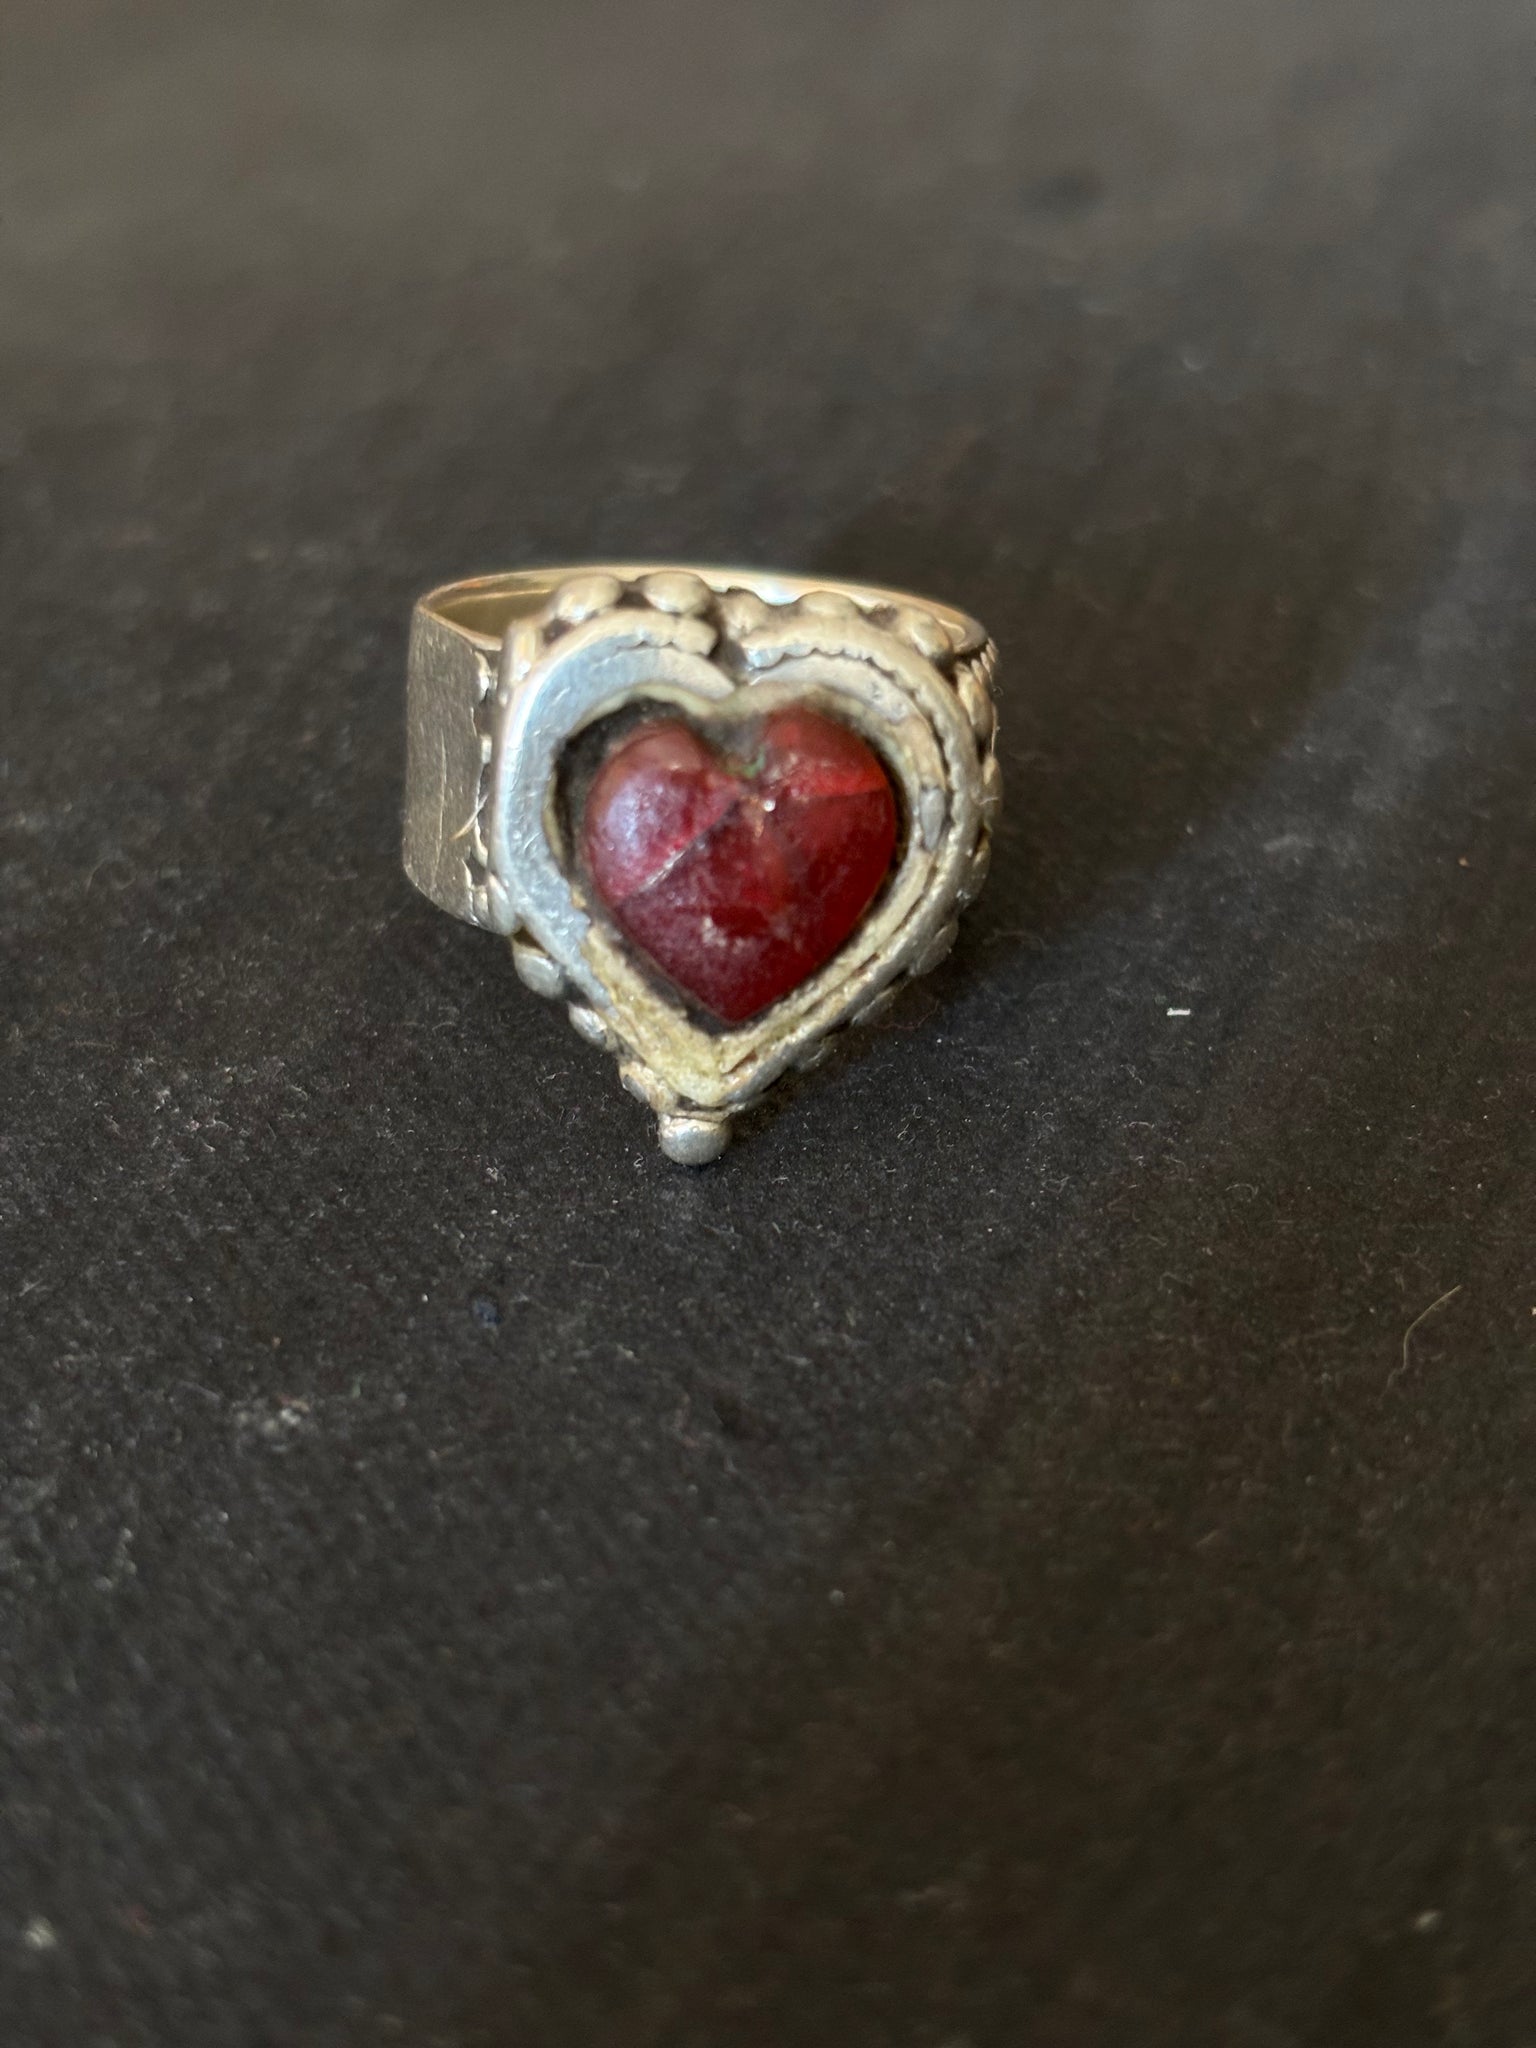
[{"x1": 402, "y1": 565, "x2": 1000, "y2": 1162}]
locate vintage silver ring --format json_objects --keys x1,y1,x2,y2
[{"x1": 402, "y1": 565, "x2": 1000, "y2": 1163}]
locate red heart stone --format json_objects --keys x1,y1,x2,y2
[{"x1": 580, "y1": 707, "x2": 899, "y2": 1024}]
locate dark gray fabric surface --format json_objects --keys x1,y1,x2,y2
[{"x1": 5, "y1": 2, "x2": 1536, "y2": 2042}]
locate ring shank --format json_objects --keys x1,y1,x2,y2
[{"x1": 404, "y1": 565, "x2": 988, "y2": 929}]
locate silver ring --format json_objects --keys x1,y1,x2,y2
[{"x1": 402, "y1": 565, "x2": 1000, "y2": 1163}]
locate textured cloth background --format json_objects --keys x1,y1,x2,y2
[{"x1": 4, "y1": 2, "x2": 1536, "y2": 2042}]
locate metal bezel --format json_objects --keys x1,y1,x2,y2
[{"x1": 476, "y1": 574, "x2": 997, "y2": 1160}]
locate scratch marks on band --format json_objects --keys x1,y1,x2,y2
[{"x1": 436, "y1": 731, "x2": 450, "y2": 866}]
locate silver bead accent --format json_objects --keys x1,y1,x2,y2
[
  {"x1": 551, "y1": 573, "x2": 624, "y2": 625},
  {"x1": 510, "y1": 935, "x2": 564, "y2": 999},
  {"x1": 483, "y1": 874, "x2": 516, "y2": 934},
  {"x1": 893, "y1": 606, "x2": 952, "y2": 663},
  {"x1": 658, "y1": 1112, "x2": 731, "y2": 1165},
  {"x1": 797, "y1": 589, "x2": 862, "y2": 621},
  {"x1": 715, "y1": 588, "x2": 770, "y2": 637},
  {"x1": 639, "y1": 569, "x2": 712, "y2": 616},
  {"x1": 567, "y1": 1002, "x2": 614, "y2": 1050},
  {"x1": 957, "y1": 666, "x2": 995, "y2": 746}
]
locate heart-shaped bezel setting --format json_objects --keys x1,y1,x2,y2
[{"x1": 481, "y1": 572, "x2": 999, "y2": 1161}]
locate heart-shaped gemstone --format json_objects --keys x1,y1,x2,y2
[{"x1": 580, "y1": 707, "x2": 899, "y2": 1024}]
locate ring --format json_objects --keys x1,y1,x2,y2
[{"x1": 402, "y1": 565, "x2": 1000, "y2": 1163}]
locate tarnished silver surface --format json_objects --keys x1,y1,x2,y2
[{"x1": 403, "y1": 566, "x2": 999, "y2": 1161}]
